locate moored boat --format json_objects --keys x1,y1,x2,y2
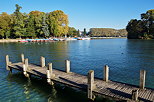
[
  {"x1": 53, "y1": 38, "x2": 59, "y2": 41},
  {"x1": 77, "y1": 37, "x2": 91, "y2": 40},
  {"x1": 65, "y1": 38, "x2": 77, "y2": 41},
  {"x1": 81, "y1": 37, "x2": 91, "y2": 40},
  {"x1": 19, "y1": 40, "x2": 28, "y2": 42}
]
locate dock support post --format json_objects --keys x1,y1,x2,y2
[
  {"x1": 25, "y1": 58, "x2": 29, "y2": 70},
  {"x1": 40, "y1": 56, "x2": 45, "y2": 67},
  {"x1": 21, "y1": 54, "x2": 24, "y2": 63},
  {"x1": 104, "y1": 65, "x2": 109, "y2": 82},
  {"x1": 65, "y1": 60, "x2": 70, "y2": 73},
  {"x1": 47, "y1": 63, "x2": 54, "y2": 85},
  {"x1": 23, "y1": 64, "x2": 29, "y2": 78},
  {"x1": 6, "y1": 55, "x2": 10, "y2": 71},
  {"x1": 6, "y1": 55, "x2": 12, "y2": 72},
  {"x1": 88, "y1": 70, "x2": 95, "y2": 100},
  {"x1": 132, "y1": 89, "x2": 138, "y2": 101},
  {"x1": 140, "y1": 70, "x2": 146, "y2": 89}
]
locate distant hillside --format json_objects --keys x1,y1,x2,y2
[{"x1": 89, "y1": 28, "x2": 127, "y2": 37}]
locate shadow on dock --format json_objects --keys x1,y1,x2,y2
[
  {"x1": 108, "y1": 88, "x2": 152, "y2": 102},
  {"x1": 6, "y1": 73, "x2": 114, "y2": 102},
  {"x1": 59, "y1": 77, "x2": 87, "y2": 89}
]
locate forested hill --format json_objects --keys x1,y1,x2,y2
[
  {"x1": 126, "y1": 9, "x2": 154, "y2": 39},
  {"x1": 89, "y1": 28, "x2": 127, "y2": 37}
]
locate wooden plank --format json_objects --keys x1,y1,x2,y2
[
  {"x1": 110, "y1": 83, "x2": 123, "y2": 98},
  {"x1": 8, "y1": 62, "x2": 154, "y2": 102},
  {"x1": 147, "y1": 91, "x2": 154, "y2": 101},
  {"x1": 142, "y1": 89, "x2": 151, "y2": 100},
  {"x1": 138, "y1": 89, "x2": 144, "y2": 99},
  {"x1": 113, "y1": 85, "x2": 127, "y2": 99},
  {"x1": 121, "y1": 85, "x2": 132, "y2": 93}
]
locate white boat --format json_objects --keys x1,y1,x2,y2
[
  {"x1": 81, "y1": 37, "x2": 91, "y2": 40},
  {"x1": 65, "y1": 38, "x2": 77, "y2": 41},
  {"x1": 77, "y1": 37, "x2": 91, "y2": 40},
  {"x1": 59, "y1": 38, "x2": 65, "y2": 41}
]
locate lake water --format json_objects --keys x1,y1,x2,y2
[{"x1": 0, "y1": 38, "x2": 153, "y2": 102}]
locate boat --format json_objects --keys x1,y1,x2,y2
[
  {"x1": 77, "y1": 37, "x2": 91, "y2": 40},
  {"x1": 65, "y1": 38, "x2": 77, "y2": 41},
  {"x1": 81, "y1": 37, "x2": 91, "y2": 40},
  {"x1": 59, "y1": 38, "x2": 65, "y2": 41},
  {"x1": 26, "y1": 39, "x2": 33, "y2": 42},
  {"x1": 19, "y1": 40, "x2": 28, "y2": 42},
  {"x1": 53, "y1": 38, "x2": 59, "y2": 41}
]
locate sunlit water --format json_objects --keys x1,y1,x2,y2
[{"x1": 0, "y1": 38, "x2": 153, "y2": 101}]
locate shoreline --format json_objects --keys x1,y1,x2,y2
[
  {"x1": 0, "y1": 37, "x2": 127, "y2": 43},
  {"x1": 91, "y1": 37, "x2": 127, "y2": 39},
  {"x1": 0, "y1": 39, "x2": 20, "y2": 43}
]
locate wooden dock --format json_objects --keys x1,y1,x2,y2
[{"x1": 6, "y1": 54, "x2": 154, "y2": 102}]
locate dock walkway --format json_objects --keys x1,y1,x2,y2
[{"x1": 6, "y1": 54, "x2": 154, "y2": 102}]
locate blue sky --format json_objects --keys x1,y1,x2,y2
[{"x1": 0, "y1": 0, "x2": 153, "y2": 31}]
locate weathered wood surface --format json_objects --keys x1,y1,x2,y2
[{"x1": 8, "y1": 62, "x2": 154, "y2": 102}]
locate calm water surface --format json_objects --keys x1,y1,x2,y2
[{"x1": 0, "y1": 38, "x2": 153, "y2": 101}]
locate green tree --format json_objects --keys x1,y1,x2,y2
[
  {"x1": 0, "y1": 12, "x2": 11, "y2": 38},
  {"x1": 127, "y1": 9, "x2": 154, "y2": 39},
  {"x1": 12, "y1": 4, "x2": 26, "y2": 38},
  {"x1": 67, "y1": 27, "x2": 77, "y2": 37},
  {"x1": 0, "y1": 4, "x2": 72, "y2": 39},
  {"x1": 26, "y1": 14, "x2": 36, "y2": 38},
  {"x1": 127, "y1": 19, "x2": 144, "y2": 39},
  {"x1": 77, "y1": 29, "x2": 80, "y2": 37},
  {"x1": 83, "y1": 28, "x2": 87, "y2": 36},
  {"x1": 42, "y1": 14, "x2": 50, "y2": 37},
  {"x1": 29, "y1": 11, "x2": 45, "y2": 38},
  {"x1": 48, "y1": 10, "x2": 68, "y2": 37}
]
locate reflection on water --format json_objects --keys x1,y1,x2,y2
[
  {"x1": 125, "y1": 39, "x2": 154, "y2": 87},
  {"x1": 48, "y1": 86, "x2": 57, "y2": 102},
  {"x1": 23, "y1": 78, "x2": 31, "y2": 100},
  {"x1": 5, "y1": 72, "x2": 111, "y2": 102},
  {"x1": 0, "y1": 39, "x2": 153, "y2": 101}
]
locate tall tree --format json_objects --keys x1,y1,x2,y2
[
  {"x1": 29, "y1": 11, "x2": 44, "y2": 37},
  {"x1": 0, "y1": 4, "x2": 73, "y2": 39},
  {"x1": 12, "y1": 4, "x2": 25, "y2": 38},
  {"x1": 77, "y1": 29, "x2": 80, "y2": 37},
  {"x1": 42, "y1": 14, "x2": 50, "y2": 37},
  {"x1": 48, "y1": 10, "x2": 69, "y2": 37},
  {"x1": 83, "y1": 28, "x2": 87, "y2": 36},
  {"x1": 0, "y1": 12, "x2": 11, "y2": 38},
  {"x1": 67, "y1": 27, "x2": 77, "y2": 37},
  {"x1": 127, "y1": 9, "x2": 154, "y2": 39},
  {"x1": 26, "y1": 14, "x2": 36, "y2": 38}
]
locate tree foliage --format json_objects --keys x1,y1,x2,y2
[
  {"x1": 48, "y1": 10, "x2": 69, "y2": 37},
  {"x1": 67, "y1": 27, "x2": 78, "y2": 37},
  {"x1": 29, "y1": 11, "x2": 45, "y2": 37},
  {"x1": 42, "y1": 14, "x2": 50, "y2": 37},
  {"x1": 12, "y1": 4, "x2": 26, "y2": 38},
  {"x1": 26, "y1": 14, "x2": 36, "y2": 38},
  {"x1": 83, "y1": 28, "x2": 87, "y2": 36},
  {"x1": 0, "y1": 12, "x2": 11, "y2": 38},
  {"x1": 77, "y1": 29, "x2": 80, "y2": 37},
  {"x1": 0, "y1": 4, "x2": 73, "y2": 39},
  {"x1": 126, "y1": 9, "x2": 154, "y2": 39}
]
